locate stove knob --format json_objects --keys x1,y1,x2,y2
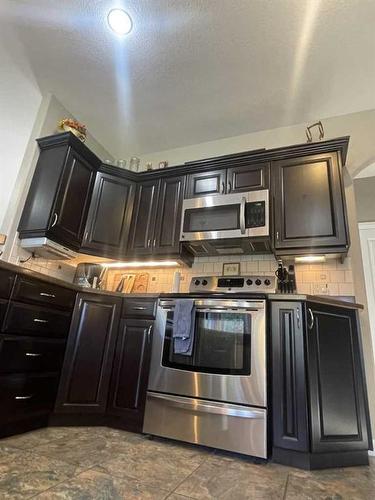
[
  {"x1": 264, "y1": 279, "x2": 271, "y2": 286},
  {"x1": 255, "y1": 279, "x2": 262, "y2": 286},
  {"x1": 194, "y1": 279, "x2": 200, "y2": 286},
  {"x1": 202, "y1": 279, "x2": 208, "y2": 286},
  {"x1": 246, "y1": 279, "x2": 253, "y2": 286}
]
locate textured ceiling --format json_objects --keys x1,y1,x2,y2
[{"x1": 2, "y1": 0, "x2": 375, "y2": 158}]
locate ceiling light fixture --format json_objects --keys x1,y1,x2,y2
[
  {"x1": 107, "y1": 9, "x2": 133, "y2": 35},
  {"x1": 100, "y1": 261, "x2": 179, "y2": 268}
]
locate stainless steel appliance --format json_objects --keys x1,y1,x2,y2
[
  {"x1": 180, "y1": 190, "x2": 269, "y2": 256},
  {"x1": 20, "y1": 237, "x2": 77, "y2": 260},
  {"x1": 143, "y1": 275, "x2": 274, "y2": 458}
]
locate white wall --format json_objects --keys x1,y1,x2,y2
[
  {"x1": 0, "y1": 40, "x2": 42, "y2": 235},
  {"x1": 138, "y1": 108, "x2": 375, "y2": 177}
]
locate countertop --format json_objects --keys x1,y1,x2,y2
[{"x1": 0, "y1": 260, "x2": 363, "y2": 309}]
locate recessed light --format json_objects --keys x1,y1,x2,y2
[{"x1": 107, "y1": 9, "x2": 133, "y2": 35}]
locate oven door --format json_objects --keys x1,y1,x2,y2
[
  {"x1": 180, "y1": 193, "x2": 247, "y2": 241},
  {"x1": 148, "y1": 299, "x2": 266, "y2": 407}
]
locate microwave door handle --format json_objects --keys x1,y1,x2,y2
[{"x1": 240, "y1": 197, "x2": 246, "y2": 234}]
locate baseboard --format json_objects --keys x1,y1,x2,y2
[{"x1": 368, "y1": 439, "x2": 375, "y2": 456}]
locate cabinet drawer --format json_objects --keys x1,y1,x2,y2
[
  {"x1": 0, "y1": 373, "x2": 59, "y2": 423},
  {"x1": 3, "y1": 302, "x2": 71, "y2": 338},
  {"x1": 0, "y1": 269, "x2": 15, "y2": 299},
  {"x1": 12, "y1": 276, "x2": 76, "y2": 310},
  {"x1": 122, "y1": 298, "x2": 157, "y2": 319},
  {"x1": 0, "y1": 336, "x2": 66, "y2": 374}
]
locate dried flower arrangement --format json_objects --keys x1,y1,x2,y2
[{"x1": 58, "y1": 118, "x2": 87, "y2": 142}]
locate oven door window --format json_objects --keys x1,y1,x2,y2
[
  {"x1": 162, "y1": 310, "x2": 251, "y2": 375},
  {"x1": 183, "y1": 204, "x2": 240, "y2": 233}
]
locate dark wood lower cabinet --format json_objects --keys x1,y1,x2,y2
[
  {"x1": 271, "y1": 300, "x2": 371, "y2": 469},
  {"x1": 107, "y1": 319, "x2": 153, "y2": 432},
  {"x1": 55, "y1": 294, "x2": 121, "y2": 414}
]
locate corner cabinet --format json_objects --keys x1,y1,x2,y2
[
  {"x1": 272, "y1": 152, "x2": 349, "y2": 256},
  {"x1": 81, "y1": 171, "x2": 135, "y2": 258},
  {"x1": 271, "y1": 300, "x2": 371, "y2": 469},
  {"x1": 55, "y1": 293, "x2": 121, "y2": 414},
  {"x1": 18, "y1": 133, "x2": 99, "y2": 250},
  {"x1": 128, "y1": 175, "x2": 186, "y2": 257}
]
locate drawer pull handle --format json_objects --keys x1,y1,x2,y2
[
  {"x1": 15, "y1": 395, "x2": 33, "y2": 400},
  {"x1": 132, "y1": 306, "x2": 147, "y2": 310},
  {"x1": 40, "y1": 292, "x2": 56, "y2": 298},
  {"x1": 33, "y1": 318, "x2": 48, "y2": 323},
  {"x1": 25, "y1": 352, "x2": 42, "y2": 357}
]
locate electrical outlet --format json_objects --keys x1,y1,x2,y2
[{"x1": 312, "y1": 283, "x2": 329, "y2": 295}]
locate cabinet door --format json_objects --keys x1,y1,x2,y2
[
  {"x1": 271, "y1": 302, "x2": 309, "y2": 452},
  {"x1": 82, "y1": 172, "x2": 135, "y2": 258},
  {"x1": 48, "y1": 148, "x2": 96, "y2": 249},
  {"x1": 306, "y1": 303, "x2": 369, "y2": 452},
  {"x1": 107, "y1": 319, "x2": 153, "y2": 431},
  {"x1": 227, "y1": 162, "x2": 269, "y2": 193},
  {"x1": 185, "y1": 169, "x2": 227, "y2": 198},
  {"x1": 153, "y1": 175, "x2": 185, "y2": 255},
  {"x1": 273, "y1": 153, "x2": 348, "y2": 250},
  {"x1": 55, "y1": 294, "x2": 121, "y2": 413},
  {"x1": 127, "y1": 179, "x2": 160, "y2": 255}
]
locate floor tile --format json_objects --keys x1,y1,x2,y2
[
  {"x1": 0, "y1": 446, "x2": 82, "y2": 499},
  {"x1": 97, "y1": 437, "x2": 210, "y2": 491},
  {"x1": 175, "y1": 455, "x2": 289, "y2": 499},
  {"x1": 34, "y1": 468, "x2": 168, "y2": 499},
  {"x1": 285, "y1": 464, "x2": 375, "y2": 500}
]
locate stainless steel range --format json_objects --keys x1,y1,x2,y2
[{"x1": 143, "y1": 275, "x2": 275, "y2": 458}]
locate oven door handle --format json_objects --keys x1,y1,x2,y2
[
  {"x1": 240, "y1": 196, "x2": 246, "y2": 234},
  {"x1": 147, "y1": 392, "x2": 265, "y2": 419}
]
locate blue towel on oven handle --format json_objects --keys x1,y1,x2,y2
[{"x1": 172, "y1": 299, "x2": 195, "y2": 355}]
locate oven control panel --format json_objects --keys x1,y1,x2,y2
[{"x1": 189, "y1": 275, "x2": 276, "y2": 293}]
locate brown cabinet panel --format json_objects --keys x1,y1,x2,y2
[
  {"x1": 0, "y1": 336, "x2": 66, "y2": 374},
  {"x1": 271, "y1": 302, "x2": 309, "y2": 452},
  {"x1": 55, "y1": 294, "x2": 121, "y2": 413},
  {"x1": 3, "y1": 302, "x2": 71, "y2": 338},
  {"x1": 107, "y1": 319, "x2": 153, "y2": 431},
  {"x1": 185, "y1": 169, "x2": 226, "y2": 198},
  {"x1": 307, "y1": 303, "x2": 369, "y2": 453},
  {"x1": 273, "y1": 153, "x2": 348, "y2": 250},
  {"x1": 0, "y1": 269, "x2": 15, "y2": 299},
  {"x1": 12, "y1": 275, "x2": 76, "y2": 310},
  {"x1": 227, "y1": 162, "x2": 269, "y2": 193},
  {"x1": 49, "y1": 148, "x2": 96, "y2": 249},
  {"x1": 82, "y1": 172, "x2": 135, "y2": 258},
  {"x1": 153, "y1": 175, "x2": 185, "y2": 254},
  {"x1": 128, "y1": 179, "x2": 160, "y2": 255},
  {"x1": 0, "y1": 373, "x2": 59, "y2": 424}
]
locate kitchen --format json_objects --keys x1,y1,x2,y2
[{"x1": 1, "y1": 1, "x2": 375, "y2": 498}]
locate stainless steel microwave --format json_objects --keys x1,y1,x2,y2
[{"x1": 180, "y1": 190, "x2": 269, "y2": 242}]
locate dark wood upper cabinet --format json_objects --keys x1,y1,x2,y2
[
  {"x1": 227, "y1": 162, "x2": 270, "y2": 193},
  {"x1": 185, "y1": 169, "x2": 227, "y2": 198},
  {"x1": 127, "y1": 179, "x2": 160, "y2": 255},
  {"x1": 55, "y1": 293, "x2": 121, "y2": 414},
  {"x1": 153, "y1": 175, "x2": 185, "y2": 255},
  {"x1": 272, "y1": 152, "x2": 348, "y2": 253},
  {"x1": 18, "y1": 133, "x2": 100, "y2": 250},
  {"x1": 107, "y1": 318, "x2": 153, "y2": 432},
  {"x1": 271, "y1": 302, "x2": 309, "y2": 452},
  {"x1": 81, "y1": 172, "x2": 135, "y2": 258},
  {"x1": 306, "y1": 303, "x2": 370, "y2": 453}
]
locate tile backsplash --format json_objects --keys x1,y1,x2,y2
[
  {"x1": 7, "y1": 236, "x2": 354, "y2": 297},
  {"x1": 105, "y1": 254, "x2": 354, "y2": 296}
]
